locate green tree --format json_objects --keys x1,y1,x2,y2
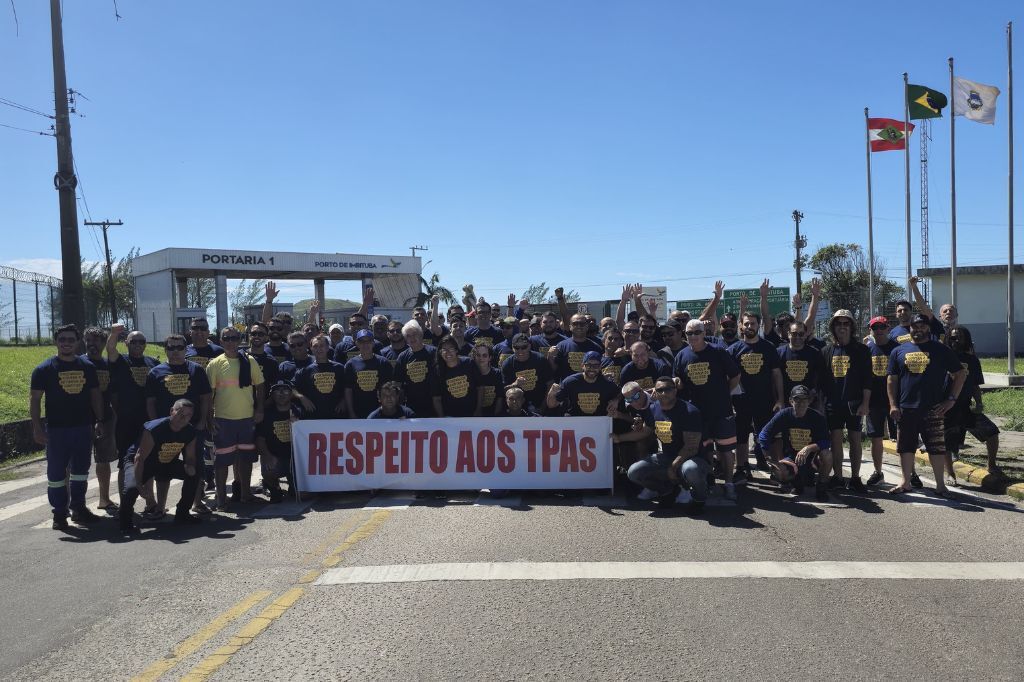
[
  {"x1": 229, "y1": 278, "x2": 267, "y2": 325},
  {"x1": 79, "y1": 248, "x2": 140, "y2": 326},
  {"x1": 405, "y1": 272, "x2": 456, "y2": 307},
  {"x1": 806, "y1": 242, "x2": 901, "y2": 329},
  {"x1": 521, "y1": 282, "x2": 550, "y2": 305}
]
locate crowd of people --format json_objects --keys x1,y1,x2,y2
[{"x1": 28, "y1": 275, "x2": 1001, "y2": 532}]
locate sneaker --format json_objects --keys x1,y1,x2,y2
[
  {"x1": 910, "y1": 472, "x2": 923, "y2": 489},
  {"x1": 636, "y1": 488, "x2": 659, "y2": 501},
  {"x1": 866, "y1": 471, "x2": 884, "y2": 486},
  {"x1": 52, "y1": 513, "x2": 69, "y2": 531},
  {"x1": 192, "y1": 501, "x2": 212, "y2": 515},
  {"x1": 732, "y1": 468, "x2": 749, "y2": 486},
  {"x1": 828, "y1": 474, "x2": 845, "y2": 490},
  {"x1": 724, "y1": 482, "x2": 737, "y2": 501},
  {"x1": 70, "y1": 506, "x2": 101, "y2": 525},
  {"x1": 675, "y1": 489, "x2": 693, "y2": 505},
  {"x1": 815, "y1": 484, "x2": 829, "y2": 502},
  {"x1": 847, "y1": 476, "x2": 867, "y2": 494},
  {"x1": 141, "y1": 506, "x2": 166, "y2": 521},
  {"x1": 174, "y1": 510, "x2": 202, "y2": 525}
]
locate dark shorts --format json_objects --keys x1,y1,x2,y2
[
  {"x1": 262, "y1": 450, "x2": 293, "y2": 478},
  {"x1": 702, "y1": 414, "x2": 737, "y2": 451},
  {"x1": 865, "y1": 405, "x2": 894, "y2": 439},
  {"x1": 896, "y1": 406, "x2": 946, "y2": 455},
  {"x1": 732, "y1": 395, "x2": 774, "y2": 443},
  {"x1": 826, "y1": 400, "x2": 863, "y2": 433},
  {"x1": 92, "y1": 417, "x2": 119, "y2": 465},
  {"x1": 944, "y1": 408, "x2": 1000, "y2": 451},
  {"x1": 213, "y1": 418, "x2": 256, "y2": 467}
]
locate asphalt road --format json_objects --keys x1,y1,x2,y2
[{"x1": 1, "y1": 454, "x2": 1022, "y2": 681}]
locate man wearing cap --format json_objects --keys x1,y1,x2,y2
[
  {"x1": 256, "y1": 380, "x2": 302, "y2": 503},
  {"x1": 889, "y1": 278, "x2": 944, "y2": 345},
  {"x1": 345, "y1": 329, "x2": 395, "y2": 419},
  {"x1": 655, "y1": 319, "x2": 687, "y2": 366},
  {"x1": 501, "y1": 333, "x2": 553, "y2": 412},
  {"x1": 673, "y1": 319, "x2": 742, "y2": 500},
  {"x1": 546, "y1": 351, "x2": 620, "y2": 417},
  {"x1": 493, "y1": 317, "x2": 520, "y2": 366},
  {"x1": 396, "y1": 320, "x2": 438, "y2": 417},
  {"x1": 294, "y1": 334, "x2": 347, "y2": 419},
  {"x1": 865, "y1": 316, "x2": 899, "y2": 487},
  {"x1": 887, "y1": 313, "x2": 967, "y2": 496},
  {"x1": 625, "y1": 376, "x2": 708, "y2": 510},
  {"x1": 334, "y1": 312, "x2": 383, "y2": 363},
  {"x1": 552, "y1": 314, "x2": 605, "y2": 381},
  {"x1": 821, "y1": 309, "x2": 872, "y2": 492},
  {"x1": 728, "y1": 312, "x2": 785, "y2": 480},
  {"x1": 757, "y1": 385, "x2": 832, "y2": 501}
]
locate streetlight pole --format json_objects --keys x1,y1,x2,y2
[{"x1": 793, "y1": 210, "x2": 806, "y2": 296}]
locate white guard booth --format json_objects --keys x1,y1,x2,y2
[{"x1": 131, "y1": 247, "x2": 421, "y2": 340}]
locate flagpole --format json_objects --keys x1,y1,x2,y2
[
  {"x1": 1008, "y1": 21, "x2": 1016, "y2": 375},
  {"x1": 949, "y1": 57, "x2": 958, "y2": 309},
  {"x1": 904, "y1": 72, "x2": 912, "y2": 300},
  {"x1": 865, "y1": 107, "x2": 876, "y2": 316}
]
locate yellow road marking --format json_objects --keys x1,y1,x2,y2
[
  {"x1": 299, "y1": 512, "x2": 369, "y2": 565},
  {"x1": 131, "y1": 589, "x2": 271, "y2": 682},
  {"x1": 181, "y1": 510, "x2": 392, "y2": 681}
]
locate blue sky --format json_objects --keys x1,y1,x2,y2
[{"x1": 1, "y1": 1, "x2": 1020, "y2": 313}]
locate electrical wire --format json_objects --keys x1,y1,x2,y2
[
  {"x1": 0, "y1": 121, "x2": 53, "y2": 136},
  {"x1": 0, "y1": 96, "x2": 54, "y2": 119}
]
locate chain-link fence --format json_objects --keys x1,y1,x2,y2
[{"x1": 0, "y1": 266, "x2": 62, "y2": 344}]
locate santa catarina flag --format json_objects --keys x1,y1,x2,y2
[
  {"x1": 952, "y1": 77, "x2": 1000, "y2": 124},
  {"x1": 907, "y1": 84, "x2": 948, "y2": 119},
  {"x1": 867, "y1": 118, "x2": 915, "y2": 152}
]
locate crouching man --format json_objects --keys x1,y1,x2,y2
[
  {"x1": 119, "y1": 399, "x2": 201, "y2": 533},
  {"x1": 625, "y1": 377, "x2": 708, "y2": 512},
  {"x1": 757, "y1": 385, "x2": 832, "y2": 501}
]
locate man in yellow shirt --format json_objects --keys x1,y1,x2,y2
[{"x1": 206, "y1": 327, "x2": 264, "y2": 510}]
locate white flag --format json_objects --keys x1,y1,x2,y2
[{"x1": 952, "y1": 76, "x2": 1000, "y2": 124}]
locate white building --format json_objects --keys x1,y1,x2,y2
[{"x1": 920, "y1": 264, "x2": 1024, "y2": 355}]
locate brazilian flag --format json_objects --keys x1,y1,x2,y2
[{"x1": 907, "y1": 84, "x2": 948, "y2": 119}]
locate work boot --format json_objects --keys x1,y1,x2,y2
[
  {"x1": 52, "y1": 513, "x2": 69, "y2": 531},
  {"x1": 174, "y1": 509, "x2": 201, "y2": 525},
  {"x1": 847, "y1": 476, "x2": 867, "y2": 494},
  {"x1": 70, "y1": 505, "x2": 101, "y2": 525}
]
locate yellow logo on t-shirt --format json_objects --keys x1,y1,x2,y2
[
  {"x1": 636, "y1": 376, "x2": 655, "y2": 390},
  {"x1": 577, "y1": 392, "x2": 600, "y2": 414},
  {"x1": 190, "y1": 356, "x2": 211, "y2": 368},
  {"x1": 163, "y1": 373, "x2": 190, "y2": 396},
  {"x1": 601, "y1": 365, "x2": 622, "y2": 385},
  {"x1": 356, "y1": 370, "x2": 379, "y2": 392},
  {"x1": 58, "y1": 370, "x2": 86, "y2": 395},
  {"x1": 498, "y1": 353, "x2": 512, "y2": 365},
  {"x1": 515, "y1": 368, "x2": 538, "y2": 391},
  {"x1": 313, "y1": 372, "x2": 336, "y2": 394},
  {"x1": 655, "y1": 420, "x2": 673, "y2": 444},
  {"x1": 405, "y1": 360, "x2": 428, "y2": 383},
  {"x1": 447, "y1": 375, "x2": 470, "y2": 399},
  {"x1": 473, "y1": 337, "x2": 494, "y2": 348},
  {"x1": 831, "y1": 355, "x2": 850, "y2": 378},
  {"x1": 157, "y1": 441, "x2": 185, "y2": 464},
  {"x1": 272, "y1": 420, "x2": 291, "y2": 443},
  {"x1": 96, "y1": 369, "x2": 110, "y2": 393},
  {"x1": 896, "y1": 333, "x2": 912, "y2": 344},
  {"x1": 687, "y1": 362, "x2": 711, "y2": 386},
  {"x1": 785, "y1": 360, "x2": 808, "y2": 382},
  {"x1": 482, "y1": 386, "x2": 496, "y2": 407},
  {"x1": 567, "y1": 351, "x2": 584, "y2": 373},
  {"x1": 740, "y1": 353, "x2": 764, "y2": 375},
  {"x1": 872, "y1": 355, "x2": 888, "y2": 377},
  {"x1": 905, "y1": 351, "x2": 930, "y2": 374},
  {"x1": 131, "y1": 366, "x2": 149, "y2": 387},
  {"x1": 789, "y1": 427, "x2": 812, "y2": 450}
]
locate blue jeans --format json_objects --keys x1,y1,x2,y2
[
  {"x1": 46, "y1": 425, "x2": 93, "y2": 515},
  {"x1": 628, "y1": 453, "x2": 711, "y2": 501}
]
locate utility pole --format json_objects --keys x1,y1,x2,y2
[
  {"x1": 50, "y1": 0, "x2": 84, "y2": 331},
  {"x1": 85, "y1": 219, "x2": 123, "y2": 325},
  {"x1": 792, "y1": 210, "x2": 806, "y2": 296},
  {"x1": 410, "y1": 245, "x2": 428, "y2": 258}
]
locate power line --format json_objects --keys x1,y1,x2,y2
[
  {"x1": 472, "y1": 268, "x2": 794, "y2": 293},
  {"x1": 0, "y1": 96, "x2": 55, "y2": 119},
  {"x1": 0, "y1": 121, "x2": 54, "y2": 136}
]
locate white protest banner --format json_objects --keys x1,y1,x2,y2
[{"x1": 292, "y1": 417, "x2": 613, "y2": 492}]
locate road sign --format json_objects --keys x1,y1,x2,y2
[
  {"x1": 674, "y1": 298, "x2": 708, "y2": 314},
  {"x1": 675, "y1": 288, "x2": 791, "y2": 318},
  {"x1": 635, "y1": 286, "x2": 668, "y2": 322}
]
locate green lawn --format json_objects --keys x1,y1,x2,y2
[
  {"x1": 0, "y1": 344, "x2": 167, "y2": 424},
  {"x1": 983, "y1": 389, "x2": 1024, "y2": 431},
  {"x1": 979, "y1": 356, "x2": 1024, "y2": 374}
]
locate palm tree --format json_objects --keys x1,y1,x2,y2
[{"x1": 405, "y1": 272, "x2": 456, "y2": 307}]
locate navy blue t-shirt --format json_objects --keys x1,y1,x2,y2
[
  {"x1": 599, "y1": 355, "x2": 629, "y2": 387},
  {"x1": 367, "y1": 405, "x2": 417, "y2": 419},
  {"x1": 727, "y1": 337, "x2": 781, "y2": 402},
  {"x1": 947, "y1": 352, "x2": 983, "y2": 410},
  {"x1": 256, "y1": 404, "x2": 302, "y2": 458},
  {"x1": 620, "y1": 359, "x2": 671, "y2": 392},
  {"x1": 380, "y1": 344, "x2": 407, "y2": 368},
  {"x1": 464, "y1": 325, "x2": 505, "y2": 353},
  {"x1": 334, "y1": 339, "x2": 385, "y2": 364},
  {"x1": 528, "y1": 332, "x2": 567, "y2": 354},
  {"x1": 30, "y1": 356, "x2": 100, "y2": 428},
  {"x1": 889, "y1": 317, "x2": 944, "y2": 345},
  {"x1": 81, "y1": 354, "x2": 114, "y2": 421},
  {"x1": 110, "y1": 354, "x2": 160, "y2": 420},
  {"x1": 396, "y1": 345, "x2": 439, "y2": 417},
  {"x1": 145, "y1": 361, "x2": 212, "y2": 426},
  {"x1": 887, "y1": 339, "x2": 963, "y2": 409},
  {"x1": 500, "y1": 351, "x2": 553, "y2": 409},
  {"x1": 294, "y1": 361, "x2": 346, "y2": 419},
  {"x1": 437, "y1": 357, "x2": 479, "y2": 417},
  {"x1": 474, "y1": 364, "x2": 504, "y2": 412},
  {"x1": 278, "y1": 355, "x2": 316, "y2": 382},
  {"x1": 672, "y1": 345, "x2": 739, "y2": 419},
  {"x1": 184, "y1": 342, "x2": 223, "y2": 370},
  {"x1": 250, "y1": 352, "x2": 280, "y2": 386},
  {"x1": 821, "y1": 342, "x2": 872, "y2": 407},
  {"x1": 344, "y1": 354, "x2": 394, "y2": 419},
  {"x1": 141, "y1": 417, "x2": 197, "y2": 463},
  {"x1": 493, "y1": 339, "x2": 515, "y2": 367},
  {"x1": 265, "y1": 342, "x2": 292, "y2": 363},
  {"x1": 866, "y1": 338, "x2": 898, "y2": 408},
  {"x1": 553, "y1": 337, "x2": 604, "y2": 380},
  {"x1": 641, "y1": 399, "x2": 704, "y2": 460},
  {"x1": 756, "y1": 407, "x2": 830, "y2": 457},
  {"x1": 777, "y1": 343, "x2": 825, "y2": 398},
  {"x1": 554, "y1": 373, "x2": 620, "y2": 417}
]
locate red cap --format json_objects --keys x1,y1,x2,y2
[{"x1": 869, "y1": 316, "x2": 889, "y2": 328}]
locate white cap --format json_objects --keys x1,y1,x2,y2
[{"x1": 328, "y1": 323, "x2": 344, "y2": 333}]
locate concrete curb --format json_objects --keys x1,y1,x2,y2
[{"x1": 880, "y1": 440, "x2": 1024, "y2": 502}]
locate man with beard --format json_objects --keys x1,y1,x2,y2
[
  {"x1": 396, "y1": 320, "x2": 438, "y2": 417},
  {"x1": 108, "y1": 325, "x2": 161, "y2": 507},
  {"x1": 889, "y1": 278, "x2": 944, "y2": 344},
  {"x1": 255, "y1": 381, "x2": 302, "y2": 503},
  {"x1": 778, "y1": 320, "x2": 825, "y2": 403},
  {"x1": 944, "y1": 326, "x2": 1001, "y2": 475},
  {"x1": 185, "y1": 318, "x2": 223, "y2": 370},
  {"x1": 821, "y1": 310, "x2": 872, "y2": 492},
  {"x1": 493, "y1": 317, "x2": 519, "y2": 365},
  {"x1": 546, "y1": 351, "x2": 620, "y2": 417},
  {"x1": 553, "y1": 314, "x2": 604, "y2": 381},
  {"x1": 757, "y1": 385, "x2": 832, "y2": 501},
  {"x1": 887, "y1": 314, "x2": 966, "y2": 497},
  {"x1": 380, "y1": 320, "x2": 408, "y2": 367},
  {"x1": 655, "y1": 320, "x2": 687, "y2": 366},
  {"x1": 465, "y1": 301, "x2": 505, "y2": 354},
  {"x1": 264, "y1": 318, "x2": 292, "y2": 364},
  {"x1": 715, "y1": 313, "x2": 740, "y2": 348},
  {"x1": 247, "y1": 322, "x2": 280, "y2": 385},
  {"x1": 865, "y1": 316, "x2": 899, "y2": 487},
  {"x1": 728, "y1": 312, "x2": 784, "y2": 481},
  {"x1": 501, "y1": 333, "x2": 553, "y2": 412},
  {"x1": 599, "y1": 329, "x2": 629, "y2": 386},
  {"x1": 370, "y1": 314, "x2": 391, "y2": 346},
  {"x1": 345, "y1": 329, "x2": 394, "y2": 419},
  {"x1": 529, "y1": 311, "x2": 566, "y2": 355},
  {"x1": 81, "y1": 327, "x2": 119, "y2": 512},
  {"x1": 621, "y1": 342, "x2": 670, "y2": 392},
  {"x1": 278, "y1": 331, "x2": 316, "y2": 381},
  {"x1": 294, "y1": 335, "x2": 347, "y2": 419},
  {"x1": 674, "y1": 319, "x2": 741, "y2": 500}
]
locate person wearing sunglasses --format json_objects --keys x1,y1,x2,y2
[
  {"x1": 80, "y1": 326, "x2": 119, "y2": 513},
  {"x1": 279, "y1": 331, "x2": 316, "y2": 382},
  {"x1": 184, "y1": 318, "x2": 223, "y2": 370},
  {"x1": 888, "y1": 277, "x2": 944, "y2": 345},
  {"x1": 757, "y1": 385, "x2": 832, "y2": 501},
  {"x1": 145, "y1": 334, "x2": 213, "y2": 514},
  {"x1": 943, "y1": 326, "x2": 1001, "y2": 478},
  {"x1": 108, "y1": 324, "x2": 161, "y2": 501},
  {"x1": 864, "y1": 316, "x2": 899, "y2": 488},
  {"x1": 546, "y1": 351, "x2": 620, "y2": 418},
  {"x1": 206, "y1": 327, "x2": 265, "y2": 508},
  {"x1": 625, "y1": 377, "x2": 708, "y2": 511},
  {"x1": 673, "y1": 319, "x2": 741, "y2": 501},
  {"x1": 345, "y1": 329, "x2": 395, "y2": 419},
  {"x1": 821, "y1": 310, "x2": 872, "y2": 493},
  {"x1": 247, "y1": 322, "x2": 280, "y2": 386},
  {"x1": 30, "y1": 324, "x2": 105, "y2": 529},
  {"x1": 777, "y1": 320, "x2": 825, "y2": 403},
  {"x1": 493, "y1": 317, "x2": 520, "y2": 366},
  {"x1": 552, "y1": 314, "x2": 605, "y2": 382},
  {"x1": 380, "y1": 320, "x2": 408, "y2": 367},
  {"x1": 265, "y1": 318, "x2": 293, "y2": 364},
  {"x1": 501, "y1": 333, "x2": 553, "y2": 413},
  {"x1": 335, "y1": 313, "x2": 383, "y2": 363},
  {"x1": 655, "y1": 320, "x2": 687, "y2": 366}
]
